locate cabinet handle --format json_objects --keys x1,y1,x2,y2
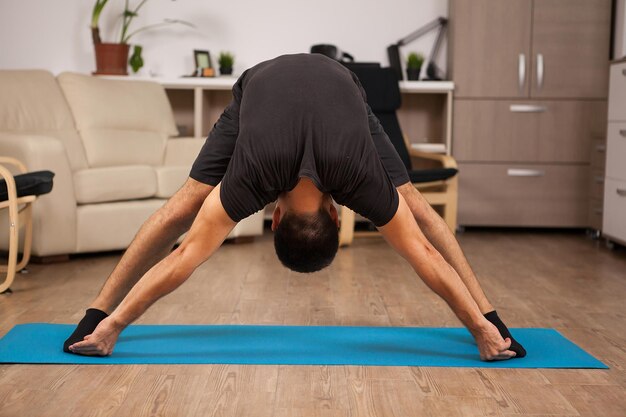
[
  {"x1": 622, "y1": 69, "x2": 626, "y2": 76},
  {"x1": 507, "y1": 168, "x2": 545, "y2": 177},
  {"x1": 596, "y1": 144, "x2": 606, "y2": 152},
  {"x1": 510, "y1": 104, "x2": 547, "y2": 113},
  {"x1": 537, "y1": 53, "x2": 544, "y2": 90},
  {"x1": 518, "y1": 54, "x2": 526, "y2": 92},
  {"x1": 594, "y1": 208, "x2": 603, "y2": 215},
  {"x1": 617, "y1": 189, "x2": 626, "y2": 197},
  {"x1": 594, "y1": 176, "x2": 604, "y2": 184},
  {"x1": 620, "y1": 129, "x2": 626, "y2": 137}
]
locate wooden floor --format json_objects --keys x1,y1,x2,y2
[{"x1": 0, "y1": 229, "x2": 625, "y2": 417}]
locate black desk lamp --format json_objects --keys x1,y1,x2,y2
[{"x1": 387, "y1": 17, "x2": 448, "y2": 80}]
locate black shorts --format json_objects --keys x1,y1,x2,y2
[{"x1": 370, "y1": 130, "x2": 411, "y2": 188}]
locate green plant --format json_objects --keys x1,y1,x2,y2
[
  {"x1": 90, "y1": 0, "x2": 194, "y2": 44},
  {"x1": 218, "y1": 52, "x2": 235, "y2": 69},
  {"x1": 407, "y1": 52, "x2": 424, "y2": 69},
  {"x1": 129, "y1": 45, "x2": 144, "y2": 72},
  {"x1": 91, "y1": 0, "x2": 109, "y2": 43}
]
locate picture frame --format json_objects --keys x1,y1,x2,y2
[{"x1": 193, "y1": 50, "x2": 214, "y2": 77}]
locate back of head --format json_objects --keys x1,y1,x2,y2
[{"x1": 274, "y1": 209, "x2": 339, "y2": 273}]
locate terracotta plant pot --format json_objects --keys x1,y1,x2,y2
[{"x1": 93, "y1": 43, "x2": 130, "y2": 75}]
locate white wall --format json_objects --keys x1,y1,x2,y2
[{"x1": 0, "y1": 0, "x2": 448, "y2": 77}]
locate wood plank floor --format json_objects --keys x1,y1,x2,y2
[{"x1": 0, "y1": 229, "x2": 625, "y2": 417}]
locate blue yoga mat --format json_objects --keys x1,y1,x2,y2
[{"x1": 0, "y1": 323, "x2": 607, "y2": 368}]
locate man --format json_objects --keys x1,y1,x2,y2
[{"x1": 64, "y1": 54, "x2": 525, "y2": 361}]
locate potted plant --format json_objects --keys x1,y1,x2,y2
[
  {"x1": 91, "y1": 0, "x2": 193, "y2": 75},
  {"x1": 406, "y1": 52, "x2": 424, "y2": 81},
  {"x1": 218, "y1": 52, "x2": 235, "y2": 76}
]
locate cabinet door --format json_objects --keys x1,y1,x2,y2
[
  {"x1": 450, "y1": 0, "x2": 532, "y2": 98},
  {"x1": 457, "y1": 162, "x2": 590, "y2": 226},
  {"x1": 603, "y1": 178, "x2": 626, "y2": 243},
  {"x1": 530, "y1": 0, "x2": 611, "y2": 98},
  {"x1": 453, "y1": 100, "x2": 606, "y2": 163},
  {"x1": 608, "y1": 62, "x2": 626, "y2": 122}
]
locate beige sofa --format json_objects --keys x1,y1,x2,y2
[{"x1": 0, "y1": 70, "x2": 263, "y2": 257}]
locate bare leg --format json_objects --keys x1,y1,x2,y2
[
  {"x1": 90, "y1": 178, "x2": 214, "y2": 314},
  {"x1": 397, "y1": 183, "x2": 494, "y2": 314}
]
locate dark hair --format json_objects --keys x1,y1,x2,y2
[{"x1": 274, "y1": 209, "x2": 339, "y2": 273}]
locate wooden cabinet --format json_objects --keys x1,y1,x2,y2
[
  {"x1": 451, "y1": 0, "x2": 610, "y2": 99},
  {"x1": 603, "y1": 61, "x2": 626, "y2": 245},
  {"x1": 449, "y1": 0, "x2": 610, "y2": 227}
]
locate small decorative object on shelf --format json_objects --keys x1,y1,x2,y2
[
  {"x1": 406, "y1": 52, "x2": 424, "y2": 81},
  {"x1": 218, "y1": 52, "x2": 235, "y2": 76},
  {"x1": 194, "y1": 50, "x2": 214, "y2": 77},
  {"x1": 129, "y1": 45, "x2": 144, "y2": 73},
  {"x1": 90, "y1": 0, "x2": 194, "y2": 76}
]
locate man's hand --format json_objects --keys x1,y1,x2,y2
[
  {"x1": 472, "y1": 321, "x2": 517, "y2": 361},
  {"x1": 68, "y1": 316, "x2": 124, "y2": 356}
]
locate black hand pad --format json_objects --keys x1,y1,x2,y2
[
  {"x1": 484, "y1": 310, "x2": 527, "y2": 358},
  {"x1": 63, "y1": 308, "x2": 109, "y2": 353}
]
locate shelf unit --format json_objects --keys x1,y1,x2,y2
[{"x1": 101, "y1": 75, "x2": 455, "y2": 156}]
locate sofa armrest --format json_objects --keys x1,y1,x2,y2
[
  {"x1": 0, "y1": 133, "x2": 77, "y2": 255},
  {"x1": 163, "y1": 137, "x2": 206, "y2": 166}
]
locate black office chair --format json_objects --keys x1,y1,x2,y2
[{"x1": 338, "y1": 66, "x2": 459, "y2": 246}]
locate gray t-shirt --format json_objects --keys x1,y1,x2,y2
[{"x1": 194, "y1": 54, "x2": 400, "y2": 227}]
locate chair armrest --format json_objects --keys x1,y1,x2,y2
[
  {"x1": 408, "y1": 149, "x2": 458, "y2": 169},
  {"x1": 0, "y1": 157, "x2": 27, "y2": 174},
  {"x1": 163, "y1": 137, "x2": 206, "y2": 166},
  {"x1": 0, "y1": 163, "x2": 18, "y2": 204},
  {"x1": 0, "y1": 132, "x2": 77, "y2": 255}
]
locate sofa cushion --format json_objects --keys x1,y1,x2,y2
[
  {"x1": 74, "y1": 165, "x2": 157, "y2": 204},
  {"x1": 57, "y1": 72, "x2": 178, "y2": 168},
  {"x1": 76, "y1": 199, "x2": 166, "y2": 253},
  {"x1": 0, "y1": 70, "x2": 89, "y2": 170},
  {"x1": 155, "y1": 166, "x2": 189, "y2": 198},
  {"x1": 75, "y1": 129, "x2": 168, "y2": 168}
]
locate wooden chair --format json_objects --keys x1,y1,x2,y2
[
  {"x1": 0, "y1": 157, "x2": 54, "y2": 293},
  {"x1": 338, "y1": 66, "x2": 459, "y2": 246}
]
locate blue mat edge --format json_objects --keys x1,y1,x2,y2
[{"x1": 0, "y1": 323, "x2": 609, "y2": 369}]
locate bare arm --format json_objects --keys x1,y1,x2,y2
[
  {"x1": 397, "y1": 183, "x2": 494, "y2": 314},
  {"x1": 69, "y1": 183, "x2": 236, "y2": 356},
  {"x1": 378, "y1": 194, "x2": 516, "y2": 361}
]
